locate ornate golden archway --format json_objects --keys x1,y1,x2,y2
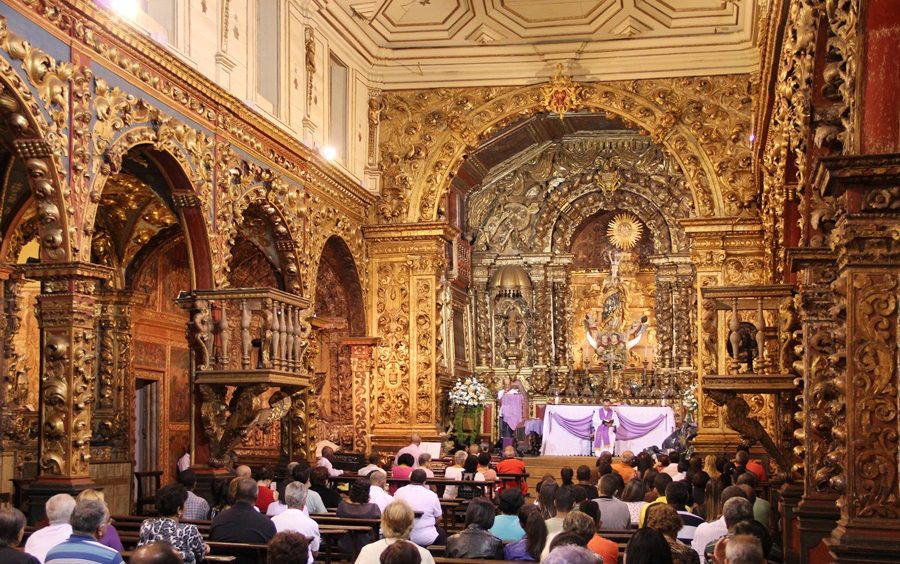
[{"x1": 377, "y1": 75, "x2": 754, "y2": 224}]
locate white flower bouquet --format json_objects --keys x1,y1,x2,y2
[
  {"x1": 449, "y1": 377, "x2": 491, "y2": 445},
  {"x1": 448, "y1": 377, "x2": 491, "y2": 408}
]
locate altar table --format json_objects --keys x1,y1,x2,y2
[{"x1": 540, "y1": 404, "x2": 675, "y2": 456}]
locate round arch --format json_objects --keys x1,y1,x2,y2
[
  {"x1": 384, "y1": 79, "x2": 752, "y2": 224},
  {"x1": 0, "y1": 57, "x2": 71, "y2": 262},
  {"x1": 229, "y1": 192, "x2": 303, "y2": 295},
  {"x1": 546, "y1": 188, "x2": 686, "y2": 255},
  {"x1": 312, "y1": 235, "x2": 365, "y2": 337},
  {"x1": 85, "y1": 132, "x2": 215, "y2": 290}
]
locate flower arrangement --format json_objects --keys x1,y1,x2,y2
[
  {"x1": 682, "y1": 384, "x2": 699, "y2": 422},
  {"x1": 449, "y1": 377, "x2": 491, "y2": 408},
  {"x1": 449, "y1": 377, "x2": 491, "y2": 445}
]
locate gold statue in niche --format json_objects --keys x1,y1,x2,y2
[{"x1": 574, "y1": 213, "x2": 653, "y2": 371}]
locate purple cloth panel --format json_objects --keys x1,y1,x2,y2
[
  {"x1": 500, "y1": 393, "x2": 525, "y2": 429},
  {"x1": 616, "y1": 412, "x2": 667, "y2": 440},
  {"x1": 550, "y1": 412, "x2": 595, "y2": 440}
]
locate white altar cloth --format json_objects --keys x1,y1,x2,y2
[{"x1": 540, "y1": 404, "x2": 675, "y2": 456}]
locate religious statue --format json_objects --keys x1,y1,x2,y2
[
  {"x1": 594, "y1": 403, "x2": 619, "y2": 455},
  {"x1": 600, "y1": 251, "x2": 628, "y2": 332}
]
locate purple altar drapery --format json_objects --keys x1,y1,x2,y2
[
  {"x1": 550, "y1": 411, "x2": 667, "y2": 443},
  {"x1": 616, "y1": 412, "x2": 668, "y2": 440},
  {"x1": 550, "y1": 412, "x2": 594, "y2": 440}
]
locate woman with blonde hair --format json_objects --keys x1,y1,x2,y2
[
  {"x1": 355, "y1": 500, "x2": 435, "y2": 564},
  {"x1": 76, "y1": 489, "x2": 124, "y2": 553},
  {"x1": 702, "y1": 454, "x2": 721, "y2": 481}
]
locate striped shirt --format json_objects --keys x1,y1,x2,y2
[{"x1": 45, "y1": 533, "x2": 124, "y2": 564}]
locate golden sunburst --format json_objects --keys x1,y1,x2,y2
[{"x1": 607, "y1": 213, "x2": 643, "y2": 249}]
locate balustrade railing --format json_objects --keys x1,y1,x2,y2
[{"x1": 176, "y1": 288, "x2": 312, "y2": 385}]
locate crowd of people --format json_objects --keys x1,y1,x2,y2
[{"x1": 0, "y1": 438, "x2": 773, "y2": 564}]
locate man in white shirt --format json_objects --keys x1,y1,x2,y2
[
  {"x1": 394, "y1": 434, "x2": 423, "y2": 467},
  {"x1": 271, "y1": 482, "x2": 320, "y2": 564},
  {"x1": 392, "y1": 469, "x2": 444, "y2": 546},
  {"x1": 692, "y1": 489, "x2": 751, "y2": 564},
  {"x1": 368, "y1": 471, "x2": 394, "y2": 513},
  {"x1": 316, "y1": 446, "x2": 343, "y2": 477},
  {"x1": 358, "y1": 453, "x2": 383, "y2": 477},
  {"x1": 24, "y1": 493, "x2": 76, "y2": 563}
]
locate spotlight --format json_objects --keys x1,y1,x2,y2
[
  {"x1": 109, "y1": 0, "x2": 140, "y2": 20},
  {"x1": 321, "y1": 146, "x2": 338, "y2": 161}
]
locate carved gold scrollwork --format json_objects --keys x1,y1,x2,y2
[{"x1": 379, "y1": 75, "x2": 753, "y2": 225}]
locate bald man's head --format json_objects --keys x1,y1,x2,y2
[
  {"x1": 411, "y1": 434, "x2": 422, "y2": 445},
  {"x1": 235, "y1": 465, "x2": 252, "y2": 478},
  {"x1": 503, "y1": 446, "x2": 516, "y2": 458},
  {"x1": 130, "y1": 541, "x2": 183, "y2": 564}
]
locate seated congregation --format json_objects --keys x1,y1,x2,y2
[{"x1": 3, "y1": 440, "x2": 774, "y2": 564}]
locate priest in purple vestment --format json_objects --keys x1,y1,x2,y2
[{"x1": 594, "y1": 404, "x2": 619, "y2": 455}]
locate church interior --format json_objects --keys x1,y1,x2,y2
[{"x1": 0, "y1": 0, "x2": 897, "y2": 562}]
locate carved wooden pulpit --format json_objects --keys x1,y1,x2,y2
[
  {"x1": 700, "y1": 284, "x2": 798, "y2": 478},
  {"x1": 176, "y1": 288, "x2": 313, "y2": 467}
]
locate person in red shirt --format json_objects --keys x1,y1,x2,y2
[
  {"x1": 255, "y1": 467, "x2": 276, "y2": 512},
  {"x1": 496, "y1": 445, "x2": 528, "y2": 495}
]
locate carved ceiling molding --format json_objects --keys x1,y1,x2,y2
[
  {"x1": 466, "y1": 134, "x2": 691, "y2": 255},
  {"x1": 324, "y1": 0, "x2": 760, "y2": 86},
  {"x1": 378, "y1": 75, "x2": 754, "y2": 226}
]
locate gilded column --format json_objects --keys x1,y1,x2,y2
[
  {"x1": 345, "y1": 337, "x2": 378, "y2": 453},
  {"x1": 790, "y1": 250, "x2": 841, "y2": 564},
  {"x1": 363, "y1": 223, "x2": 455, "y2": 450},
  {"x1": 92, "y1": 290, "x2": 137, "y2": 462},
  {"x1": 22, "y1": 263, "x2": 111, "y2": 522},
  {"x1": 814, "y1": 155, "x2": 900, "y2": 563}
]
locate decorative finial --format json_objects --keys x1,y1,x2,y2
[{"x1": 540, "y1": 63, "x2": 582, "y2": 119}]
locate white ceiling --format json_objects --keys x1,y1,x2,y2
[{"x1": 317, "y1": 0, "x2": 763, "y2": 88}]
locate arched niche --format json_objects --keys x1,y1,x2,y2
[
  {"x1": 309, "y1": 235, "x2": 365, "y2": 450},
  {"x1": 89, "y1": 145, "x2": 208, "y2": 491}
]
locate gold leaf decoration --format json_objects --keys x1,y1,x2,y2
[{"x1": 607, "y1": 213, "x2": 643, "y2": 250}]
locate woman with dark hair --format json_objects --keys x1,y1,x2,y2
[
  {"x1": 337, "y1": 478, "x2": 381, "y2": 556},
  {"x1": 690, "y1": 456, "x2": 711, "y2": 507},
  {"x1": 390, "y1": 453, "x2": 416, "y2": 494},
  {"x1": 210, "y1": 476, "x2": 232, "y2": 519},
  {"x1": 490, "y1": 487, "x2": 525, "y2": 541},
  {"x1": 560, "y1": 466, "x2": 574, "y2": 487},
  {"x1": 621, "y1": 478, "x2": 647, "y2": 527},
  {"x1": 457, "y1": 455, "x2": 485, "y2": 499},
  {"x1": 641, "y1": 469, "x2": 659, "y2": 502},
  {"x1": 0, "y1": 507, "x2": 37, "y2": 564},
  {"x1": 445, "y1": 498, "x2": 504, "y2": 559},
  {"x1": 537, "y1": 481, "x2": 559, "y2": 520},
  {"x1": 504, "y1": 506, "x2": 548, "y2": 562},
  {"x1": 379, "y1": 540, "x2": 423, "y2": 564},
  {"x1": 625, "y1": 527, "x2": 674, "y2": 564},
  {"x1": 138, "y1": 483, "x2": 209, "y2": 564}
]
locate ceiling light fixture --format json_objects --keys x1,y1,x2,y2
[{"x1": 321, "y1": 146, "x2": 338, "y2": 161}]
